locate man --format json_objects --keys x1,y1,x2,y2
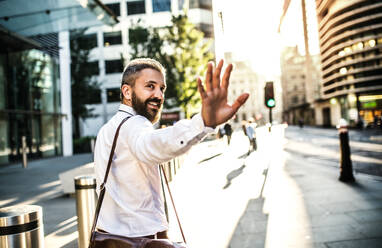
[{"x1": 94, "y1": 58, "x2": 249, "y2": 241}]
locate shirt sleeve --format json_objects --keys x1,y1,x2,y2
[{"x1": 123, "y1": 113, "x2": 214, "y2": 166}]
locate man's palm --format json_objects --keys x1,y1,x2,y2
[{"x1": 198, "y1": 60, "x2": 249, "y2": 128}]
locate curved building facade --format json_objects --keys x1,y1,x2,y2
[{"x1": 316, "y1": 0, "x2": 382, "y2": 127}]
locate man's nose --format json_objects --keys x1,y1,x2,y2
[{"x1": 154, "y1": 88, "x2": 164, "y2": 100}]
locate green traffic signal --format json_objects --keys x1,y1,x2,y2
[
  {"x1": 264, "y1": 81, "x2": 275, "y2": 108},
  {"x1": 267, "y1": 98, "x2": 275, "y2": 108}
]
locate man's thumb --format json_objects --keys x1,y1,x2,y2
[{"x1": 232, "y1": 93, "x2": 249, "y2": 111}]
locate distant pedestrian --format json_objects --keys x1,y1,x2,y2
[
  {"x1": 374, "y1": 115, "x2": 379, "y2": 128},
  {"x1": 223, "y1": 122, "x2": 233, "y2": 145},
  {"x1": 241, "y1": 120, "x2": 247, "y2": 136},
  {"x1": 298, "y1": 118, "x2": 304, "y2": 128},
  {"x1": 217, "y1": 126, "x2": 225, "y2": 139},
  {"x1": 246, "y1": 119, "x2": 257, "y2": 151}
]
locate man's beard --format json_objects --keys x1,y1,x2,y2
[{"x1": 131, "y1": 91, "x2": 162, "y2": 123}]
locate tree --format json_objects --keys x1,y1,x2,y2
[
  {"x1": 166, "y1": 13, "x2": 214, "y2": 117},
  {"x1": 128, "y1": 13, "x2": 214, "y2": 117},
  {"x1": 70, "y1": 29, "x2": 101, "y2": 139}
]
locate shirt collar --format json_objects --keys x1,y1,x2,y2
[{"x1": 119, "y1": 104, "x2": 136, "y2": 116}]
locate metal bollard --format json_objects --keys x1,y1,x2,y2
[
  {"x1": 167, "y1": 161, "x2": 172, "y2": 182},
  {"x1": 90, "y1": 138, "x2": 95, "y2": 153},
  {"x1": 0, "y1": 205, "x2": 44, "y2": 248},
  {"x1": 337, "y1": 119, "x2": 355, "y2": 182},
  {"x1": 74, "y1": 176, "x2": 97, "y2": 248},
  {"x1": 22, "y1": 136, "x2": 27, "y2": 169}
]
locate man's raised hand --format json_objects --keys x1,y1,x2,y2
[{"x1": 198, "y1": 59, "x2": 249, "y2": 128}]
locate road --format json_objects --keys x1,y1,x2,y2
[{"x1": 284, "y1": 126, "x2": 382, "y2": 177}]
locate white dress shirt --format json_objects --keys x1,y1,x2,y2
[{"x1": 94, "y1": 104, "x2": 214, "y2": 237}]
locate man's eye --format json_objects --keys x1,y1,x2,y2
[
  {"x1": 161, "y1": 87, "x2": 166, "y2": 92},
  {"x1": 147, "y1": 84, "x2": 154, "y2": 89}
]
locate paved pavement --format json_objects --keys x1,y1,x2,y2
[{"x1": 0, "y1": 126, "x2": 381, "y2": 248}]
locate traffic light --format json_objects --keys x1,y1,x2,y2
[{"x1": 264, "y1": 81, "x2": 275, "y2": 108}]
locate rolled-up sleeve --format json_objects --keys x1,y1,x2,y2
[{"x1": 124, "y1": 113, "x2": 214, "y2": 166}]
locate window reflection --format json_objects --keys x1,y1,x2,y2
[
  {"x1": 0, "y1": 49, "x2": 62, "y2": 165},
  {"x1": 152, "y1": 0, "x2": 171, "y2": 12}
]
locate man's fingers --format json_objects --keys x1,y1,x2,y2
[
  {"x1": 197, "y1": 77, "x2": 207, "y2": 98},
  {"x1": 232, "y1": 93, "x2": 250, "y2": 112},
  {"x1": 221, "y1": 63, "x2": 233, "y2": 90},
  {"x1": 213, "y1": 59, "x2": 224, "y2": 89},
  {"x1": 205, "y1": 62, "x2": 213, "y2": 92}
]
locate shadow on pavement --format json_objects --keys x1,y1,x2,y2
[
  {"x1": 198, "y1": 153, "x2": 222, "y2": 164},
  {"x1": 227, "y1": 197, "x2": 268, "y2": 248},
  {"x1": 227, "y1": 161, "x2": 269, "y2": 248},
  {"x1": 223, "y1": 164, "x2": 246, "y2": 189}
]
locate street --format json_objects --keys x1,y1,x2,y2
[
  {"x1": 165, "y1": 125, "x2": 382, "y2": 247},
  {"x1": 0, "y1": 125, "x2": 381, "y2": 248},
  {"x1": 284, "y1": 126, "x2": 382, "y2": 177}
]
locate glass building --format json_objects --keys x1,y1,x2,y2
[
  {"x1": 0, "y1": 0, "x2": 118, "y2": 166},
  {"x1": 0, "y1": 31, "x2": 62, "y2": 165}
]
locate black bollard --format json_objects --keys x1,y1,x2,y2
[{"x1": 337, "y1": 120, "x2": 355, "y2": 182}]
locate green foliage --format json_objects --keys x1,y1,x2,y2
[
  {"x1": 70, "y1": 29, "x2": 101, "y2": 139},
  {"x1": 128, "y1": 14, "x2": 214, "y2": 117}
]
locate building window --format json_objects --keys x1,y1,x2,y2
[
  {"x1": 104, "y1": 31, "x2": 122, "y2": 46},
  {"x1": 197, "y1": 23, "x2": 214, "y2": 38},
  {"x1": 152, "y1": 0, "x2": 171, "y2": 12},
  {"x1": 0, "y1": 49, "x2": 63, "y2": 165},
  {"x1": 189, "y1": 0, "x2": 212, "y2": 10},
  {"x1": 87, "y1": 89, "x2": 102, "y2": 104},
  {"x1": 87, "y1": 61, "x2": 99, "y2": 76},
  {"x1": 178, "y1": 0, "x2": 185, "y2": 10},
  {"x1": 105, "y1": 60, "x2": 124, "y2": 74},
  {"x1": 128, "y1": 28, "x2": 149, "y2": 43},
  {"x1": 127, "y1": 0, "x2": 145, "y2": 15},
  {"x1": 105, "y1": 3, "x2": 121, "y2": 16},
  {"x1": 77, "y1": 34, "x2": 97, "y2": 50},
  {"x1": 107, "y1": 88, "x2": 121, "y2": 102}
]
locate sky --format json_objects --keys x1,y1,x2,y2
[{"x1": 212, "y1": 0, "x2": 320, "y2": 77}]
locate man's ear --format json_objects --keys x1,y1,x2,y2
[{"x1": 121, "y1": 84, "x2": 132, "y2": 104}]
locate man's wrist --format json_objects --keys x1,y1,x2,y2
[{"x1": 192, "y1": 113, "x2": 215, "y2": 133}]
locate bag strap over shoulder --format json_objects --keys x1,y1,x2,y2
[
  {"x1": 90, "y1": 115, "x2": 131, "y2": 239},
  {"x1": 90, "y1": 115, "x2": 186, "y2": 244}
]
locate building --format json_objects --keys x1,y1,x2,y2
[
  {"x1": 281, "y1": 46, "x2": 322, "y2": 125},
  {"x1": 80, "y1": 0, "x2": 214, "y2": 137},
  {"x1": 0, "y1": 0, "x2": 118, "y2": 166},
  {"x1": 315, "y1": 0, "x2": 382, "y2": 127},
  {"x1": 223, "y1": 52, "x2": 282, "y2": 130}
]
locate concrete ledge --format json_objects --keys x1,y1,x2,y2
[{"x1": 58, "y1": 162, "x2": 95, "y2": 194}]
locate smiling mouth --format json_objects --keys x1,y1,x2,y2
[{"x1": 147, "y1": 101, "x2": 161, "y2": 110}]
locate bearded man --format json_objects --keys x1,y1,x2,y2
[{"x1": 93, "y1": 58, "x2": 249, "y2": 242}]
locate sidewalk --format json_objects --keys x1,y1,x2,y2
[
  {"x1": 0, "y1": 153, "x2": 93, "y2": 248},
  {"x1": 0, "y1": 129, "x2": 381, "y2": 248}
]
